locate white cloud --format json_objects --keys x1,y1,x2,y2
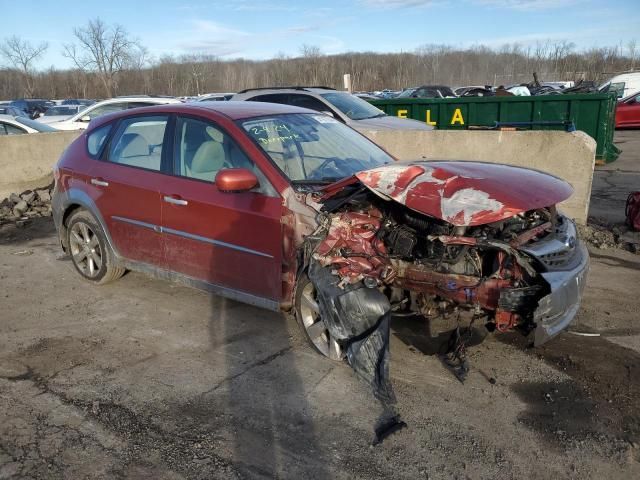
[
  {"x1": 177, "y1": 19, "x2": 344, "y2": 58},
  {"x1": 473, "y1": 0, "x2": 579, "y2": 10},
  {"x1": 358, "y1": 0, "x2": 439, "y2": 8}
]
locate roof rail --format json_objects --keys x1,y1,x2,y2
[
  {"x1": 236, "y1": 86, "x2": 336, "y2": 94},
  {"x1": 115, "y1": 94, "x2": 176, "y2": 99}
]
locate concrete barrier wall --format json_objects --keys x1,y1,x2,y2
[
  {"x1": 0, "y1": 131, "x2": 81, "y2": 200},
  {"x1": 1, "y1": 129, "x2": 595, "y2": 224},
  {"x1": 362, "y1": 130, "x2": 596, "y2": 224}
]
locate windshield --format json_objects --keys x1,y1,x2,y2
[
  {"x1": 397, "y1": 88, "x2": 417, "y2": 98},
  {"x1": 15, "y1": 117, "x2": 57, "y2": 132},
  {"x1": 319, "y1": 92, "x2": 385, "y2": 120},
  {"x1": 241, "y1": 113, "x2": 393, "y2": 184}
]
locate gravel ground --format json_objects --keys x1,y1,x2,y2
[
  {"x1": 0, "y1": 214, "x2": 639, "y2": 480},
  {"x1": 1, "y1": 130, "x2": 639, "y2": 479}
]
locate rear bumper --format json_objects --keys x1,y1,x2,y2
[
  {"x1": 51, "y1": 185, "x2": 65, "y2": 247},
  {"x1": 532, "y1": 240, "x2": 589, "y2": 346}
]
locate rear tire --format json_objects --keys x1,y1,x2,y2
[
  {"x1": 294, "y1": 272, "x2": 343, "y2": 361},
  {"x1": 66, "y1": 210, "x2": 125, "y2": 285}
]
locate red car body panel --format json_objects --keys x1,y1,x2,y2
[
  {"x1": 615, "y1": 93, "x2": 640, "y2": 128},
  {"x1": 54, "y1": 102, "x2": 575, "y2": 310},
  {"x1": 160, "y1": 175, "x2": 284, "y2": 299},
  {"x1": 89, "y1": 160, "x2": 165, "y2": 266},
  {"x1": 354, "y1": 162, "x2": 573, "y2": 226}
]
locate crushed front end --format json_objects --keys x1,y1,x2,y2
[
  {"x1": 304, "y1": 162, "x2": 588, "y2": 346},
  {"x1": 297, "y1": 161, "x2": 588, "y2": 442}
]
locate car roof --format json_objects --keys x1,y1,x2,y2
[
  {"x1": 88, "y1": 101, "x2": 316, "y2": 128},
  {"x1": 93, "y1": 97, "x2": 182, "y2": 105},
  {"x1": 236, "y1": 86, "x2": 336, "y2": 95}
]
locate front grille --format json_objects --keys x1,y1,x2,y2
[{"x1": 522, "y1": 216, "x2": 579, "y2": 271}]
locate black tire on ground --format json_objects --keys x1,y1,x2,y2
[{"x1": 66, "y1": 209, "x2": 125, "y2": 285}]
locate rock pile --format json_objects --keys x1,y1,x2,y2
[
  {"x1": 0, "y1": 184, "x2": 53, "y2": 227},
  {"x1": 578, "y1": 219, "x2": 640, "y2": 254}
]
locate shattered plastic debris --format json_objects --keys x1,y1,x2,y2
[{"x1": 308, "y1": 262, "x2": 403, "y2": 444}]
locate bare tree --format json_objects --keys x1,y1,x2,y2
[
  {"x1": 0, "y1": 35, "x2": 48, "y2": 97},
  {"x1": 628, "y1": 39, "x2": 637, "y2": 71},
  {"x1": 63, "y1": 18, "x2": 145, "y2": 97}
]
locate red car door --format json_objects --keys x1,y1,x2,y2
[
  {"x1": 88, "y1": 114, "x2": 169, "y2": 266},
  {"x1": 160, "y1": 114, "x2": 283, "y2": 302}
]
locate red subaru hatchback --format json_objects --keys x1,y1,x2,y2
[{"x1": 53, "y1": 102, "x2": 588, "y2": 363}]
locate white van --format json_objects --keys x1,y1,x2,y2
[{"x1": 598, "y1": 72, "x2": 640, "y2": 99}]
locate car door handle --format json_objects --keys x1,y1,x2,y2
[
  {"x1": 163, "y1": 195, "x2": 188, "y2": 206},
  {"x1": 90, "y1": 178, "x2": 109, "y2": 187}
]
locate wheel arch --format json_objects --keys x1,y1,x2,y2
[{"x1": 57, "y1": 189, "x2": 118, "y2": 257}]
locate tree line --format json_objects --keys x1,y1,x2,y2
[{"x1": 1, "y1": 18, "x2": 638, "y2": 100}]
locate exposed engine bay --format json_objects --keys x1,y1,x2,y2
[{"x1": 307, "y1": 184, "x2": 555, "y2": 338}]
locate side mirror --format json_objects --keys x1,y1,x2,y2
[
  {"x1": 321, "y1": 110, "x2": 335, "y2": 118},
  {"x1": 215, "y1": 168, "x2": 258, "y2": 192},
  {"x1": 80, "y1": 115, "x2": 91, "y2": 122}
]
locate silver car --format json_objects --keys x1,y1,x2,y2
[{"x1": 231, "y1": 87, "x2": 432, "y2": 132}]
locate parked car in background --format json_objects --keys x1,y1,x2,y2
[
  {"x1": 37, "y1": 105, "x2": 84, "y2": 124},
  {"x1": 195, "y1": 93, "x2": 235, "y2": 102},
  {"x1": 49, "y1": 96, "x2": 182, "y2": 130},
  {"x1": 0, "y1": 115, "x2": 58, "y2": 135},
  {"x1": 599, "y1": 72, "x2": 640, "y2": 99},
  {"x1": 455, "y1": 86, "x2": 495, "y2": 97},
  {"x1": 232, "y1": 87, "x2": 431, "y2": 131},
  {"x1": 61, "y1": 99, "x2": 95, "y2": 107},
  {"x1": 615, "y1": 92, "x2": 640, "y2": 128},
  {"x1": 396, "y1": 85, "x2": 457, "y2": 99},
  {"x1": 51, "y1": 102, "x2": 588, "y2": 365},
  {"x1": 9, "y1": 99, "x2": 54, "y2": 118},
  {"x1": 0, "y1": 103, "x2": 27, "y2": 117},
  {"x1": 373, "y1": 89, "x2": 401, "y2": 98}
]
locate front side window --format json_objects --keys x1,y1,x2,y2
[
  {"x1": 108, "y1": 115, "x2": 168, "y2": 171},
  {"x1": 174, "y1": 116, "x2": 277, "y2": 195},
  {"x1": 241, "y1": 113, "x2": 392, "y2": 184},
  {"x1": 319, "y1": 92, "x2": 385, "y2": 120}
]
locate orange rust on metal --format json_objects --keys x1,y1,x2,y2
[{"x1": 509, "y1": 221, "x2": 553, "y2": 248}]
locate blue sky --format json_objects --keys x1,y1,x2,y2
[{"x1": 1, "y1": 0, "x2": 638, "y2": 69}]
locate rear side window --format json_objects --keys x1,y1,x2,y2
[
  {"x1": 87, "y1": 124, "x2": 112, "y2": 158},
  {"x1": 249, "y1": 94, "x2": 290, "y2": 104},
  {"x1": 108, "y1": 115, "x2": 168, "y2": 171}
]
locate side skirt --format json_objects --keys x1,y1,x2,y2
[{"x1": 116, "y1": 257, "x2": 281, "y2": 312}]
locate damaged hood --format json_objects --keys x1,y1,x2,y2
[{"x1": 350, "y1": 161, "x2": 573, "y2": 226}]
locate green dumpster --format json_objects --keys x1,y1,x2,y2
[{"x1": 370, "y1": 93, "x2": 620, "y2": 163}]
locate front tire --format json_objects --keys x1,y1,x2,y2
[
  {"x1": 294, "y1": 272, "x2": 343, "y2": 361},
  {"x1": 66, "y1": 210, "x2": 125, "y2": 284}
]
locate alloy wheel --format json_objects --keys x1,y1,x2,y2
[
  {"x1": 299, "y1": 281, "x2": 343, "y2": 360},
  {"x1": 69, "y1": 221, "x2": 103, "y2": 278}
]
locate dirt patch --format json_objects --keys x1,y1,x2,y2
[{"x1": 503, "y1": 332, "x2": 640, "y2": 460}]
